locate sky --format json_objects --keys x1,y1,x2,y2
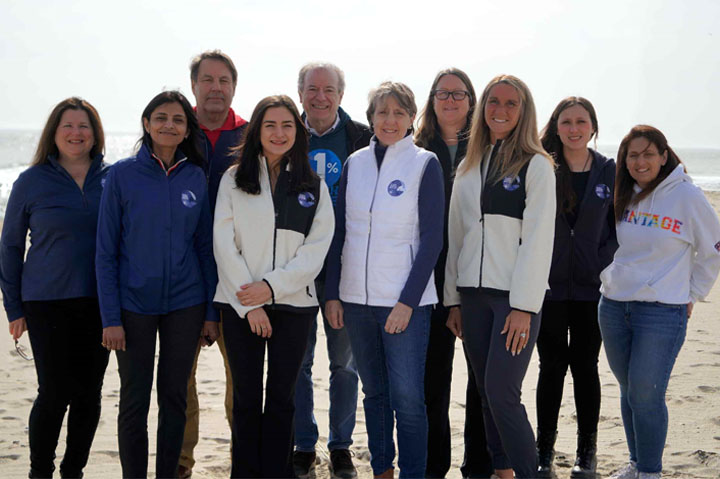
[{"x1": 1, "y1": 0, "x2": 719, "y2": 148}]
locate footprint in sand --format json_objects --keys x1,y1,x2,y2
[
  {"x1": 697, "y1": 385, "x2": 719, "y2": 393},
  {"x1": 0, "y1": 454, "x2": 21, "y2": 463}
]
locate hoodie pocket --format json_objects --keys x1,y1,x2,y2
[{"x1": 601, "y1": 262, "x2": 656, "y2": 299}]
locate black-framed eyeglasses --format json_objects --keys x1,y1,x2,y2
[
  {"x1": 14, "y1": 339, "x2": 33, "y2": 361},
  {"x1": 433, "y1": 90, "x2": 469, "y2": 101}
]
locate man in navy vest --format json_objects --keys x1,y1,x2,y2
[
  {"x1": 179, "y1": 49, "x2": 247, "y2": 479},
  {"x1": 293, "y1": 62, "x2": 371, "y2": 479}
]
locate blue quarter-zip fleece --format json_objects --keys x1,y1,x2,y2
[
  {"x1": 96, "y1": 144, "x2": 217, "y2": 328},
  {"x1": 0, "y1": 155, "x2": 109, "y2": 322}
]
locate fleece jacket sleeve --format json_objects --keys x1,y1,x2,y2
[
  {"x1": 263, "y1": 182, "x2": 335, "y2": 301},
  {"x1": 443, "y1": 161, "x2": 466, "y2": 308},
  {"x1": 194, "y1": 188, "x2": 219, "y2": 322},
  {"x1": 95, "y1": 166, "x2": 124, "y2": 328},
  {"x1": 509, "y1": 155, "x2": 556, "y2": 314},
  {"x1": 213, "y1": 172, "x2": 262, "y2": 319},
  {"x1": 688, "y1": 188, "x2": 720, "y2": 303},
  {"x1": 0, "y1": 174, "x2": 29, "y2": 321}
]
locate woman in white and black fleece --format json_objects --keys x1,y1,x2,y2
[
  {"x1": 324, "y1": 81, "x2": 444, "y2": 479},
  {"x1": 213, "y1": 95, "x2": 334, "y2": 478},
  {"x1": 444, "y1": 75, "x2": 556, "y2": 479}
]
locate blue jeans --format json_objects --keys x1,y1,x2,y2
[
  {"x1": 598, "y1": 297, "x2": 687, "y2": 474},
  {"x1": 294, "y1": 280, "x2": 359, "y2": 451},
  {"x1": 343, "y1": 302, "x2": 431, "y2": 479}
]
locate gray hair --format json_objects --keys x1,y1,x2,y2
[
  {"x1": 190, "y1": 50, "x2": 238, "y2": 87},
  {"x1": 366, "y1": 81, "x2": 417, "y2": 128},
  {"x1": 297, "y1": 62, "x2": 346, "y2": 94}
]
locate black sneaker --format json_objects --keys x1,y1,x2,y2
[
  {"x1": 293, "y1": 450, "x2": 317, "y2": 478},
  {"x1": 330, "y1": 449, "x2": 357, "y2": 479}
]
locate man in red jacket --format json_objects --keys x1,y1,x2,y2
[{"x1": 179, "y1": 49, "x2": 247, "y2": 479}]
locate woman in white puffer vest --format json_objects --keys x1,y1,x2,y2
[{"x1": 324, "y1": 81, "x2": 444, "y2": 479}]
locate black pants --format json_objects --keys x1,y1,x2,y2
[
  {"x1": 460, "y1": 290, "x2": 540, "y2": 479},
  {"x1": 23, "y1": 298, "x2": 109, "y2": 478},
  {"x1": 424, "y1": 305, "x2": 493, "y2": 478},
  {"x1": 223, "y1": 307, "x2": 315, "y2": 478},
  {"x1": 536, "y1": 300, "x2": 602, "y2": 435},
  {"x1": 116, "y1": 304, "x2": 205, "y2": 479}
]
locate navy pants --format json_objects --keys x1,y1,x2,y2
[
  {"x1": 24, "y1": 298, "x2": 109, "y2": 478},
  {"x1": 425, "y1": 304, "x2": 493, "y2": 478},
  {"x1": 460, "y1": 290, "x2": 540, "y2": 479},
  {"x1": 116, "y1": 304, "x2": 205, "y2": 479}
]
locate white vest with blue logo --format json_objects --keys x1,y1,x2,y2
[{"x1": 340, "y1": 135, "x2": 438, "y2": 307}]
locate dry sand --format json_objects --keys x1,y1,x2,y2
[{"x1": 1, "y1": 193, "x2": 720, "y2": 478}]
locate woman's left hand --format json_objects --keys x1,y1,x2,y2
[
  {"x1": 201, "y1": 320, "x2": 220, "y2": 346},
  {"x1": 236, "y1": 281, "x2": 272, "y2": 306},
  {"x1": 384, "y1": 302, "x2": 412, "y2": 335},
  {"x1": 687, "y1": 301, "x2": 694, "y2": 318},
  {"x1": 501, "y1": 309, "x2": 531, "y2": 356}
]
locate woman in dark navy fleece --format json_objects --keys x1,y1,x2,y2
[
  {"x1": 0, "y1": 97, "x2": 110, "y2": 479},
  {"x1": 535, "y1": 97, "x2": 617, "y2": 478},
  {"x1": 96, "y1": 91, "x2": 218, "y2": 479}
]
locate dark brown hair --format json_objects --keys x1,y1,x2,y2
[
  {"x1": 415, "y1": 68, "x2": 477, "y2": 149},
  {"x1": 614, "y1": 125, "x2": 684, "y2": 221},
  {"x1": 32, "y1": 97, "x2": 105, "y2": 166},
  {"x1": 540, "y1": 96, "x2": 599, "y2": 213},
  {"x1": 232, "y1": 95, "x2": 315, "y2": 195}
]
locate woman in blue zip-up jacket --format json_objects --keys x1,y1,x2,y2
[
  {"x1": 0, "y1": 97, "x2": 110, "y2": 479},
  {"x1": 535, "y1": 97, "x2": 617, "y2": 478},
  {"x1": 96, "y1": 91, "x2": 218, "y2": 479}
]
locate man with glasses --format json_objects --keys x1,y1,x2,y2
[{"x1": 293, "y1": 62, "x2": 371, "y2": 479}]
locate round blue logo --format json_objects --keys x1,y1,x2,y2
[
  {"x1": 387, "y1": 180, "x2": 406, "y2": 197},
  {"x1": 595, "y1": 183, "x2": 611, "y2": 199},
  {"x1": 298, "y1": 192, "x2": 316, "y2": 208},
  {"x1": 309, "y1": 149, "x2": 341, "y2": 188},
  {"x1": 502, "y1": 176, "x2": 521, "y2": 191},
  {"x1": 181, "y1": 190, "x2": 197, "y2": 208}
]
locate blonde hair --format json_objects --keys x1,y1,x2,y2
[{"x1": 459, "y1": 74, "x2": 552, "y2": 180}]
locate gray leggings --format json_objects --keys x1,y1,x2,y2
[{"x1": 460, "y1": 289, "x2": 541, "y2": 479}]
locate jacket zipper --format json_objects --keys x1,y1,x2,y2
[
  {"x1": 569, "y1": 228, "x2": 575, "y2": 299},
  {"x1": 364, "y1": 159, "x2": 383, "y2": 304},
  {"x1": 269, "y1": 160, "x2": 278, "y2": 306}
]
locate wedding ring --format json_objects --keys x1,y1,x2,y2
[
  {"x1": 395, "y1": 328, "x2": 402, "y2": 333},
  {"x1": 519, "y1": 332, "x2": 527, "y2": 338}
]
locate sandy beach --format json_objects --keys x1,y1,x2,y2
[{"x1": 1, "y1": 193, "x2": 719, "y2": 479}]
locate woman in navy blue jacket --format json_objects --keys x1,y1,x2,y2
[
  {"x1": 535, "y1": 97, "x2": 617, "y2": 478},
  {"x1": 96, "y1": 91, "x2": 218, "y2": 479},
  {"x1": 0, "y1": 97, "x2": 110, "y2": 478}
]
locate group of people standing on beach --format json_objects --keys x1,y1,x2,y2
[{"x1": 2, "y1": 49, "x2": 720, "y2": 479}]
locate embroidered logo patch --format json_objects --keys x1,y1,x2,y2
[
  {"x1": 715, "y1": 241, "x2": 720, "y2": 253},
  {"x1": 181, "y1": 190, "x2": 197, "y2": 208},
  {"x1": 388, "y1": 180, "x2": 406, "y2": 197},
  {"x1": 298, "y1": 192, "x2": 316, "y2": 208},
  {"x1": 502, "y1": 176, "x2": 521, "y2": 191},
  {"x1": 595, "y1": 183, "x2": 611, "y2": 199}
]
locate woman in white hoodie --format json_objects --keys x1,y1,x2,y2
[{"x1": 600, "y1": 125, "x2": 720, "y2": 479}]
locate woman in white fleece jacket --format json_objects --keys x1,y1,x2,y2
[
  {"x1": 600, "y1": 125, "x2": 720, "y2": 479},
  {"x1": 444, "y1": 75, "x2": 556, "y2": 479},
  {"x1": 213, "y1": 95, "x2": 333, "y2": 478}
]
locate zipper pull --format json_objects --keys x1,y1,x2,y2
[{"x1": 570, "y1": 229, "x2": 575, "y2": 237}]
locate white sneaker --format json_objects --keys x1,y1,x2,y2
[
  {"x1": 609, "y1": 461, "x2": 638, "y2": 479},
  {"x1": 638, "y1": 473, "x2": 661, "y2": 479}
]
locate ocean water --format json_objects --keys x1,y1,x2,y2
[{"x1": 1, "y1": 129, "x2": 719, "y2": 216}]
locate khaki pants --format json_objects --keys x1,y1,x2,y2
[{"x1": 178, "y1": 312, "x2": 233, "y2": 470}]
